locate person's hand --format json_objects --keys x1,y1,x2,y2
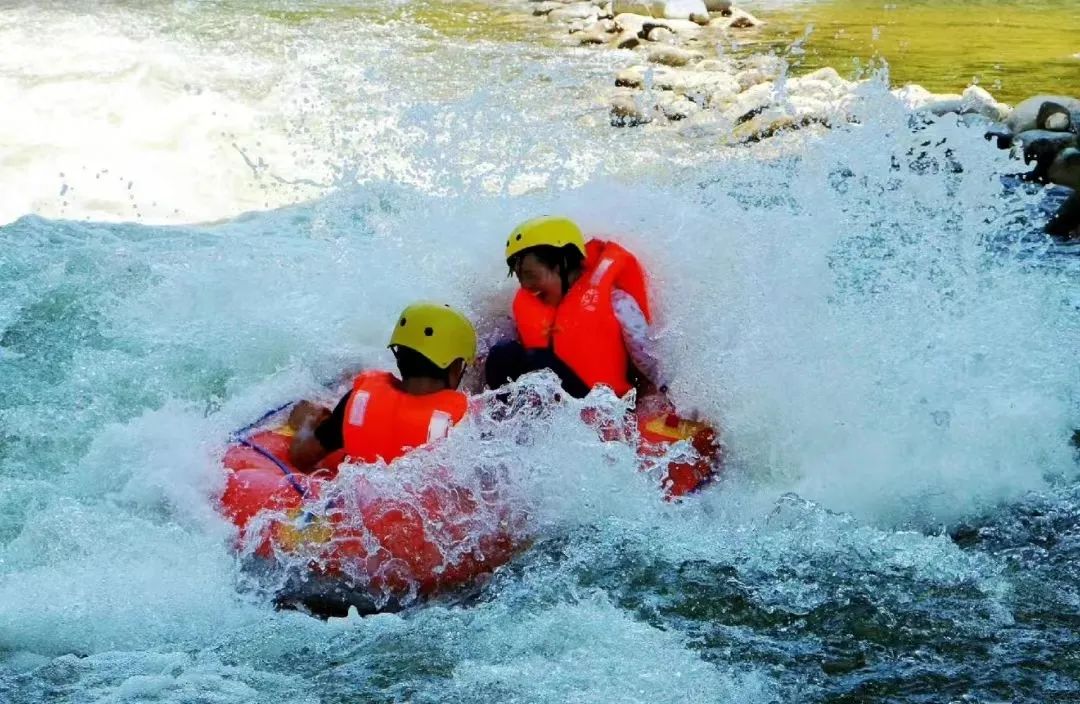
[{"x1": 288, "y1": 400, "x2": 330, "y2": 431}]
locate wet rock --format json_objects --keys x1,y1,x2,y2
[
  {"x1": 800, "y1": 66, "x2": 849, "y2": 90},
  {"x1": 646, "y1": 26, "x2": 675, "y2": 42},
  {"x1": 610, "y1": 91, "x2": 698, "y2": 125},
  {"x1": 735, "y1": 54, "x2": 785, "y2": 89},
  {"x1": 911, "y1": 85, "x2": 1008, "y2": 121},
  {"x1": 612, "y1": 0, "x2": 708, "y2": 20},
  {"x1": 1015, "y1": 130, "x2": 1078, "y2": 181},
  {"x1": 904, "y1": 85, "x2": 1010, "y2": 122},
  {"x1": 647, "y1": 45, "x2": 701, "y2": 66},
  {"x1": 729, "y1": 108, "x2": 796, "y2": 142},
  {"x1": 579, "y1": 18, "x2": 617, "y2": 33},
  {"x1": 728, "y1": 9, "x2": 762, "y2": 28},
  {"x1": 659, "y1": 94, "x2": 698, "y2": 120},
  {"x1": 532, "y1": 2, "x2": 564, "y2": 16},
  {"x1": 961, "y1": 85, "x2": 1011, "y2": 122},
  {"x1": 613, "y1": 12, "x2": 651, "y2": 35},
  {"x1": 613, "y1": 65, "x2": 738, "y2": 101},
  {"x1": 788, "y1": 77, "x2": 847, "y2": 103},
  {"x1": 705, "y1": 78, "x2": 741, "y2": 108},
  {"x1": 1037, "y1": 100, "x2": 1073, "y2": 131},
  {"x1": 696, "y1": 58, "x2": 730, "y2": 72},
  {"x1": 725, "y1": 81, "x2": 776, "y2": 120},
  {"x1": 984, "y1": 124, "x2": 1015, "y2": 150},
  {"x1": 689, "y1": 12, "x2": 710, "y2": 26},
  {"x1": 949, "y1": 523, "x2": 982, "y2": 547},
  {"x1": 548, "y1": 2, "x2": 601, "y2": 23},
  {"x1": 712, "y1": 8, "x2": 762, "y2": 28},
  {"x1": 610, "y1": 92, "x2": 652, "y2": 126},
  {"x1": 614, "y1": 31, "x2": 641, "y2": 49},
  {"x1": 615, "y1": 65, "x2": 740, "y2": 97},
  {"x1": 645, "y1": 18, "x2": 702, "y2": 33},
  {"x1": 1007, "y1": 95, "x2": 1080, "y2": 134},
  {"x1": 1046, "y1": 191, "x2": 1080, "y2": 239},
  {"x1": 1045, "y1": 112, "x2": 1071, "y2": 132},
  {"x1": 579, "y1": 29, "x2": 609, "y2": 44},
  {"x1": 734, "y1": 52, "x2": 786, "y2": 83},
  {"x1": 727, "y1": 105, "x2": 831, "y2": 143},
  {"x1": 821, "y1": 652, "x2": 868, "y2": 676},
  {"x1": 612, "y1": 12, "x2": 698, "y2": 38},
  {"x1": 704, "y1": 0, "x2": 732, "y2": 10},
  {"x1": 615, "y1": 65, "x2": 661, "y2": 88},
  {"x1": 1049, "y1": 147, "x2": 1080, "y2": 189},
  {"x1": 918, "y1": 93, "x2": 965, "y2": 116},
  {"x1": 788, "y1": 94, "x2": 835, "y2": 120}
]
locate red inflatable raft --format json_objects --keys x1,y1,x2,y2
[{"x1": 220, "y1": 398, "x2": 720, "y2": 616}]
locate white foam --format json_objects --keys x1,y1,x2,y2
[
  {"x1": 0, "y1": 7, "x2": 334, "y2": 225},
  {"x1": 0, "y1": 2, "x2": 1077, "y2": 699}
]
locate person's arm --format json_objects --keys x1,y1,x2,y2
[
  {"x1": 288, "y1": 394, "x2": 349, "y2": 472},
  {"x1": 611, "y1": 289, "x2": 668, "y2": 393}
]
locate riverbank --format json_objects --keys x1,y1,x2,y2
[
  {"x1": 505, "y1": 0, "x2": 1079, "y2": 237},
  {"x1": 516, "y1": 0, "x2": 1012, "y2": 139}
]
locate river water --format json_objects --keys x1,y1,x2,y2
[{"x1": 2, "y1": 1, "x2": 1079, "y2": 702}]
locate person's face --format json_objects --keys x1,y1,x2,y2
[
  {"x1": 447, "y1": 359, "x2": 466, "y2": 390},
  {"x1": 515, "y1": 252, "x2": 563, "y2": 306}
]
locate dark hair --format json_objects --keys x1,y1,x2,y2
[
  {"x1": 507, "y1": 244, "x2": 586, "y2": 293},
  {"x1": 392, "y1": 346, "x2": 451, "y2": 384}
]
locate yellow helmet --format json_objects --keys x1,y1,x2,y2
[
  {"x1": 505, "y1": 216, "x2": 586, "y2": 261},
  {"x1": 388, "y1": 302, "x2": 477, "y2": 369}
]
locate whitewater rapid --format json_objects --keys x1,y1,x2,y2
[{"x1": 2, "y1": 2, "x2": 1079, "y2": 702}]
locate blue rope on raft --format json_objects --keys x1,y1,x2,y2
[
  {"x1": 235, "y1": 436, "x2": 308, "y2": 498},
  {"x1": 230, "y1": 401, "x2": 308, "y2": 498},
  {"x1": 232, "y1": 401, "x2": 294, "y2": 437}
]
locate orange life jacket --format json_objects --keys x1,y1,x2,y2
[
  {"x1": 512, "y1": 239, "x2": 651, "y2": 397},
  {"x1": 341, "y1": 371, "x2": 468, "y2": 464}
]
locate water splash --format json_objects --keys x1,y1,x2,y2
[{"x1": 1, "y1": 2, "x2": 1078, "y2": 702}]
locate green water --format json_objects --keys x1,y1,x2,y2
[
  {"x1": 397, "y1": 0, "x2": 1080, "y2": 106},
  {"x1": 252, "y1": 1, "x2": 539, "y2": 41},
  {"x1": 758, "y1": 0, "x2": 1080, "y2": 104},
  {"x1": 226, "y1": 1, "x2": 1080, "y2": 105}
]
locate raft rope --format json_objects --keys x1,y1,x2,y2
[
  {"x1": 232, "y1": 401, "x2": 293, "y2": 437},
  {"x1": 231, "y1": 401, "x2": 308, "y2": 498},
  {"x1": 235, "y1": 436, "x2": 308, "y2": 498}
]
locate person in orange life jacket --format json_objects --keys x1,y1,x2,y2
[
  {"x1": 288, "y1": 302, "x2": 477, "y2": 472},
  {"x1": 484, "y1": 215, "x2": 668, "y2": 399}
]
